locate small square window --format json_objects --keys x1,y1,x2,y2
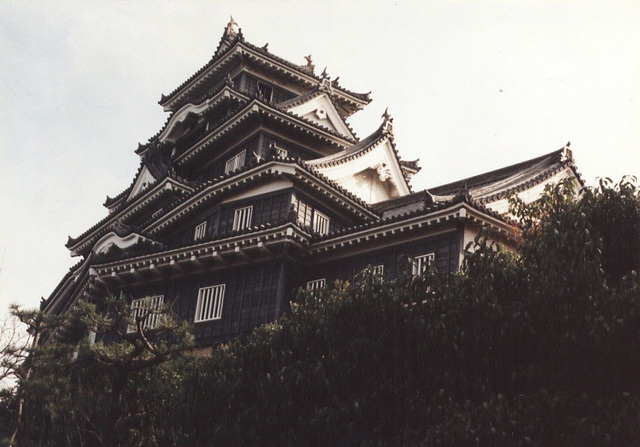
[
  {"x1": 128, "y1": 295, "x2": 164, "y2": 333},
  {"x1": 225, "y1": 150, "x2": 246, "y2": 174},
  {"x1": 307, "y1": 278, "x2": 326, "y2": 292},
  {"x1": 194, "y1": 221, "x2": 207, "y2": 241},
  {"x1": 195, "y1": 285, "x2": 225, "y2": 323},
  {"x1": 313, "y1": 211, "x2": 330, "y2": 235},
  {"x1": 257, "y1": 82, "x2": 273, "y2": 101},
  {"x1": 232, "y1": 206, "x2": 253, "y2": 231},
  {"x1": 373, "y1": 264, "x2": 384, "y2": 277},
  {"x1": 412, "y1": 253, "x2": 435, "y2": 276}
]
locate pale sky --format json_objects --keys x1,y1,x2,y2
[{"x1": 1, "y1": 1, "x2": 638, "y2": 316}]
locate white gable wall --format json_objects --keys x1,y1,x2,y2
[
  {"x1": 287, "y1": 94, "x2": 355, "y2": 140},
  {"x1": 126, "y1": 166, "x2": 157, "y2": 203},
  {"x1": 484, "y1": 168, "x2": 578, "y2": 215},
  {"x1": 312, "y1": 139, "x2": 411, "y2": 204}
]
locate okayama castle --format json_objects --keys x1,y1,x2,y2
[{"x1": 44, "y1": 19, "x2": 583, "y2": 345}]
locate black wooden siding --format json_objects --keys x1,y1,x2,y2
[
  {"x1": 292, "y1": 189, "x2": 352, "y2": 234},
  {"x1": 201, "y1": 135, "x2": 261, "y2": 180},
  {"x1": 121, "y1": 259, "x2": 286, "y2": 345},
  {"x1": 166, "y1": 190, "x2": 293, "y2": 246},
  {"x1": 198, "y1": 133, "x2": 319, "y2": 182},
  {"x1": 234, "y1": 72, "x2": 296, "y2": 104},
  {"x1": 301, "y1": 231, "x2": 460, "y2": 288}
]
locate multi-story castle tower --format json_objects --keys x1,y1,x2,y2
[{"x1": 45, "y1": 19, "x2": 582, "y2": 345}]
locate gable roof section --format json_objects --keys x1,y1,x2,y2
[
  {"x1": 68, "y1": 174, "x2": 194, "y2": 255},
  {"x1": 159, "y1": 29, "x2": 370, "y2": 116},
  {"x1": 428, "y1": 146, "x2": 583, "y2": 205},
  {"x1": 283, "y1": 90, "x2": 357, "y2": 140},
  {"x1": 173, "y1": 96, "x2": 358, "y2": 167},
  {"x1": 305, "y1": 117, "x2": 413, "y2": 203},
  {"x1": 157, "y1": 85, "x2": 250, "y2": 145},
  {"x1": 309, "y1": 195, "x2": 513, "y2": 256},
  {"x1": 145, "y1": 158, "x2": 379, "y2": 237}
]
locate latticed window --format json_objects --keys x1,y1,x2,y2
[
  {"x1": 257, "y1": 82, "x2": 273, "y2": 101},
  {"x1": 127, "y1": 295, "x2": 164, "y2": 333},
  {"x1": 313, "y1": 211, "x2": 330, "y2": 235},
  {"x1": 412, "y1": 253, "x2": 435, "y2": 276},
  {"x1": 307, "y1": 278, "x2": 326, "y2": 292},
  {"x1": 194, "y1": 221, "x2": 207, "y2": 241},
  {"x1": 225, "y1": 150, "x2": 246, "y2": 174},
  {"x1": 293, "y1": 195, "x2": 313, "y2": 228},
  {"x1": 194, "y1": 285, "x2": 225, "y2": 322},
  {"x1": 232, "y1": 206, "x2": 253, "y2": 231}
]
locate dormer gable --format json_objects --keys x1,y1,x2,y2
[
  {"x1": 92, "y1": 231, "x2": 161, "y2": 257},
  {"x1": 126, "y1": 166, "x2": 158, "y2": 203},
  {"x1": 285, "y1": 92, "x2": 356, "y2": 140},
  {"x1": 306, "y1": 116, "x2": 413, "y2": 204}
]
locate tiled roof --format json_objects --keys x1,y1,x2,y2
[
  {"x1": 147, "y1": 157, "x2": 378, "y2": 235},
  {"x1": 174, "y1": 95, "x2": 358, "y2": 166},
  {"x1": 141, "y1": 83, "x2": 248, "y2": 153},
  {"x1": 68, "y1": 172, "x2": 194, "y2": 250},
  {"x1": 160, "y1": 31, "x2": 370, "y2": 111},
  {"x1": 311, "y1": 194, "x2": 510, "y2": 244},
  {"x1": 305, "y1": 117, "x2": 414, "y2": 191},
  {"x1": 429, "y1": 147, "x2": 584, "y2": 204},
  {"x1": 277, "y1": 86, "x2": 360, "y2": 136}
]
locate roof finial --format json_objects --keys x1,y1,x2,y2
[
  {"x1": 303, "y1": 55, "x2": 315, "y2": 74},
  {"x1": 321, "y1": 67, "x2": 328, "y2": 79},
  {"x1": 381, "y1": 108, "x2": 393, "y2": 135},
  {"x1": 226, "y1": 16, "x2": 238, "y2": 36},
  {"x1": 562, "y1": 140, "x2": 573, "y2": 161}
]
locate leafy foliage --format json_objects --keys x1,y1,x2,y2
[{"x1": 3, "y1": 179, "x2": 639, "y2": 446}]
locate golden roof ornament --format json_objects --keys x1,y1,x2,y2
[
  {"x1": 226, "y1": 16, "x2": 238, "y2": 37},
  {"x1": 561, "y1": 140, "x2": 572, "y2": 161},
  {"x1": 302, "y1": 54, "x2": 315, "y2": 74},
  {"x1": 381, "y1": 107, "x2": 394, "y2": 135}
]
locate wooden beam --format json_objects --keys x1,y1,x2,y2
[
  {"x1": 212, "y1": 251, "x2": 228, "y2": 266},
  {"x1": 190, "y1": 254, "x2": 204, "y2": 268},
  {"x1": 234, "y1": 245, "x2": 249, "y2": 260}
]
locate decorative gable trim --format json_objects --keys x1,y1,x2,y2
[
  {"x1": 67, "y1": 177, "x2": 194, "y2": 255},
  {"x1": 145, "y1": 160, "x2": 377, "y2": 236},
  {"x1": 157, "y1": 87, "x2": 249, "y2": 144},
  {"x1": 126, "y1": 166, "x2": 158, "y2": 203},
  {"x1": 308, "y1": 136, "x2": 411, "y2": 203},
  {"x1": 286, "y1": 93, "x2": 356, "y2": 140}
]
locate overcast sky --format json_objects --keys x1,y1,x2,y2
[{"x1": 1, "y1": 1, "x2": 638, "y2": 316}]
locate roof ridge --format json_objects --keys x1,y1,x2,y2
[
  {"x1": 160, "y1": 29, "x2": 371, "y2": 110},
  {"x1": 429, "y1": 148, "x2": 567, "y2": 194}
]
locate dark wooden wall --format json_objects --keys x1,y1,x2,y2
[
  {"x1": 301, "y1": 230, "x2": 460, "y2": 288},
  {"x1": 166, "y1": 190, "x2": 294, "y2": 247},
  {"x1": 119, "y1": 258, "x2": 287, "y2": 345}
]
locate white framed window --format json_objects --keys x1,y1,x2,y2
[
  {"x1": 412, "y1": 253, "x2": 435, "y2": 276},
  {"x1": 194, "y1": 221, "x2": 207, "y2": 241},
  {"x1": 373, "y1": 264, "x2": 384, "y2": 277},
  {"x1": 307, "y1": 278, "x2": 326, "y2": 292},
  {"x1": 232, "y1": 206, "x2": 253, "y2": 231},
  {"x1": 313, "y1": 211, "x2": 330, "y2": 235},
  {"x1": 293, "y1": 195, "x2": 312, "y2": 228},
  {"x1": 128, "y1": 295, "x2": 164, "y2": 333},
  {"x1": 195, "y1": 284, "x2": 225, "y2": 323},
  {"x1": 257, "y1": 82, "x2": 273, "y2": 101},
  {"x1": 225, "y1": 150, "x2": 246, "y2": 174}
]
